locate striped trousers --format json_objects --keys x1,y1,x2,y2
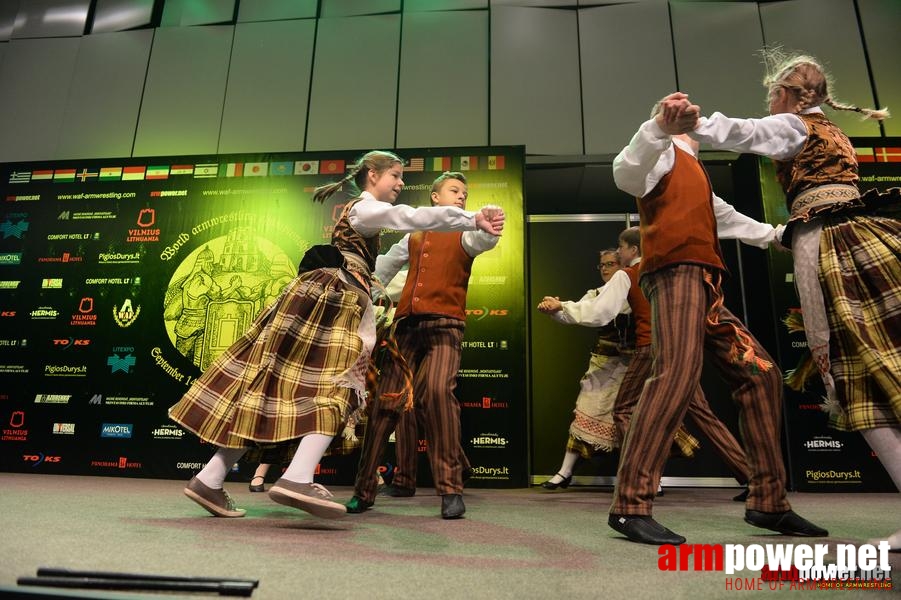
[
  {"x1": 610, "y1": 265, "x2": 789, "y2": 516},
  {"x1": 354, "y1": 316, "x2": 466, "y2": 502},
  {"x1": 614, "y1": 345, "x2": 750, "y2": 484}
]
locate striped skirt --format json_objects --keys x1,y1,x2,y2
[{"x1": 169, "y1": 268, "x2": 373, "y2": 448}]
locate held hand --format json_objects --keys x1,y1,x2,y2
[
  {"x1": 655, "y1": 93, "x2": 700, "y2": 135},
  {"x1": 537, "y1": 296, "x2": 562, "y2": 314},
  {"x1": 475, "y1": 206, "x2": 505, "y2": 236}
]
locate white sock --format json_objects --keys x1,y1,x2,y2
[
  {"x1": 860, "y1": 427, "x2": 901, "y2": 549},
  {"x1": 280, "y1": 434, "x2": 334, "y2": 483},
  {"x1": 195, "y1": 447, "x2": 247, "y2": 489},
  {"x1": 550, "y1": 451, "x2": 580, "y2": 482}
]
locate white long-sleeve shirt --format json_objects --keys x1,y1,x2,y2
[
  {"x1": 348, "y1": 191, "x2": 480, "y2": 237},
  {"x1": 550, "y1": 257, "x2": 641, "y2": 327},
  {"x1": 613, "y1": 118, "x2": 780, "y2": 249},
  {"x1": 374, "y1": 228, "x2": 499, "y2": 285},
  {"x1": 689, "y1": 108, "x2": 818, "y2": 161}
]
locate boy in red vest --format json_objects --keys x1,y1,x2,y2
[
  {"x1": 607, "y1": 95, "x2": 827, "y2": 545},
  {"x1": 347, "y1": 172, "x2": 502, "y2": 519}
]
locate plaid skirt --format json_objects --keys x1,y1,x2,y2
[
  {"x1": 169, "y1": 268, "x2": 372, "y2": 448},
  {"x1": 819, "y1": 190, "x2": 901, "y2": 431}
]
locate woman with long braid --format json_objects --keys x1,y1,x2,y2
[{"x1": 169, "y1": 151, "x2": 504, "y2": 520}]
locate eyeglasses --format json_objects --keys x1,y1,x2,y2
[{"x1": 598, "y1": 261, "x2": 619, "y2": 269}]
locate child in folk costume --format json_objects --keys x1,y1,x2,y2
[
  {"x1": 169, "y1": 151, "x2": 504, "y2": 520},
  {"x1": 683, "y1": 50, "x2": 900, "y2": 549}
]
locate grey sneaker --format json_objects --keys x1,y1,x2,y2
[
  {"x1": 184, "y1": 477, "x2": 246, "y2": 518},
  {"x1": 268, "y1": 478, "x2": 347, "y2": 519}
]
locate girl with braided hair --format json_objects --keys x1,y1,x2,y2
[
  {"x1": 170, "y1": 150, "x2": 504, "y2": 520},
  {"x1": 675, "y1": 49, "x2": 900, "y2": 549}
]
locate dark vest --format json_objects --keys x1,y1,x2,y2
[{"x1": 395, "y1": 231, "x2": 474, "y2": 321}]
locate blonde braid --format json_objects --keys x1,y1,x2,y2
[{"x1": 823, "y1": 96, "x2": 891, "y2": 121}]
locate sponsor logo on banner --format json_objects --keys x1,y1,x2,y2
[
  {"x1": 35, "y1": 394, "x2": 72, "y2": 404},
  {"x1": 24, "y1": 453, "x2": 61, "y2": 466},
  {"x1": 470, "y1": 433, "x2": 508, "y2": 449},
  {"x1": 0, "y1": 338, "x2": 26, "y2": 348},
  {"x1": 29, "y1": 306, "x2": 59, "y2": 320},
  {"x1": 71, "y1": 297, "x2": 97, "y2": 326},
  {"x1": 803, "y1": 437, "x2": 843, "y2": 452},
  {"x1": 44, "y1": 364, "x2": 88, "y2": 377},
  {"x1": 100, "y1": 423, "x2": 133, "y2": 438},
  {"x1": 470, "y1": 465, "x2": 510, "y2": 480},
  {"x1": 127, "y1": 209, "x2": 160, "y2": 242},
  {"x1": 457, "y1": 370, "x2": 510, "y2": 381},
  {"x1": 176, "y1": 461, "x2": 206, "y2": 471},
  {"x1": 1, "y1": 215, "x2": 29, "y2": 239},
  {"x1": 151, "y1": 424, "x2": 185, "y2": 440},
  {"x1": 84, "y1": 276, "x2": 139, "y2": 286},
  {"x1": 57, "y1": 210, "x2": 117, "y2": 221},
  {"x1": 314, "y1": 464, "x2": 337, "y2": 476},
  {"x1": 1, "y1": 310, "x2": 15, "y2": 317},
  {"x1": 107, "y1": 347, "x2": 136, "y2": 374},
  {"x1": 103, "y1": 395, "x2": 153, "y2": 407},
  {"x1": 0, "y1": 253, "x2": 22, "y2": 266},
  {"x1": 89, "y1": 456, "x2": 142, "y2": 470},
  {"x1": 112, "y1": 298, "x2": 140, "y2": 327},
  {"x1": 462, "y1": 395, "x2": 509, "y2": 409},
  {"x1": 2, "y1": 410, "x2": 28, "y2": 441},
  {"x1": 805, "y1": 468, "x2": 862, "y2": 485},
  {"x1": 465, "y1": 307, "x2": 509, "y2": 320},
  {"x1": 461, "y1": 340, "x2": 508, "y2": 350},
  {"x1": 0, "y1": 364, "x2": 28, "y2": 374},
  {"x1": 46, "y1": 232, "x2": 100, "y2": 241},
  {"x1": 52, "y1": 423, "x2": 75, "y2": 435},
  {"x1": 42, "y1": 278, "x2": 63, "y2": 289},
  {"x1": 36, "y1": 251, "x2": 84, "y2": 263},
  {"x1": 52, "y1": 338, "x2": 90, "y2": 349},
  {"x1": 98, "y1": 251, "x2": 141, "y2": 265},
  {"x1": 0, "y1": 281, "x2": 20, "y2": 290},
  {"x1": 4, "y1": 194, "x2": 39, "y2": 202}
]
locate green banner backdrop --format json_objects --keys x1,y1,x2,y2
[{"x1": 0, "y1": 147, "x2": 527, "y2": 488}]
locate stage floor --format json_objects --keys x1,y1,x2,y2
[{"x1": 0, "y1": 473, "x2": 897, "y2": 599}]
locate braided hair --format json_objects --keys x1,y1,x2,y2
[
  {"x1": 311, "y1": 150, "x2": 404, "y2": 203},
  {"x1": 761, "y1": 47, "x2": 890, "y2": 121}
]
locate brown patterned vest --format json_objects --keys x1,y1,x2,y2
[
  {"x1": 395, "y1": 231, "x2": 473, "y2": 321},
  {"x1": 331, "y1": 197, "x2": 380, "y2": 277},
  {"x1": 775, "y1": 113, "x2": 858, "y2": 206},
  {"x1": 637, "y1": 145, "x2": 725, "y2": 276}
]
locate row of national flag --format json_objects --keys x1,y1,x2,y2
[
  {"x1": 404, "y1": 155, "x2": 505, "y2": 173},
  {"x1": 854, "y1": 146, "x2": 901, "y2": 163},
  {"x1": 6, "y1": 160, "x2": 347, "y2": 184},
  {"x1": 6, "y1": 155, "x2": 507, "y2": 184}
]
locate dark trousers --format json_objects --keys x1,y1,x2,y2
[
  {"x1": 354, "y1": 316, "x2": 466, "y2": 502},
  {"x1": 611, "y1": 265, "x2": 789, "y2": 516},
  {"x1": 614, "y1": 346, "x2": 750, "y2": 485}
]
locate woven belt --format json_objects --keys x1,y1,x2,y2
[{"x1": 789, "y1": 184, "x2": 859, "y2": 220}]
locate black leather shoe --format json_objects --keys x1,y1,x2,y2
[
  {"x1": 345, "y1": 496, "x2": 374, "y2": 514},
  {"x1": 744, "y1": 509, "x2": 828, "y2": 537},
  {"x1": 608, "y1": 514, "x2": 686, "y2": 545},
  {"x1": 540, "y1": 473, "x2": 573, "y2": 490},
  {"x1": 441, "y1": 494, "x2": 465, "y2": 519},
  {"x1": 248, "y1": 476, "x2": 265, "y2": 493},
  {"x1": 380, "y1": 484, "x2": 415, "y2": 497},
  {"x1": 732, "y1": 487, "x2": 749, "y2": 502}
]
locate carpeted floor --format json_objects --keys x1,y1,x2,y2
[{"x1": 0, "y1": 473, "x2": 897, "y2": 599}]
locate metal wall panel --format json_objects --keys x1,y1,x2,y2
[
  {"x1": 305, "y1": 15, "x2": 400, "y2": 151},
  {"x1": 91, "y1": 0, "x2": 155, "y2": 33},
  {"x1": 133, "y1": 25, "x2": 233, "y2": 157},
  {"x1": 491, "y1": 6, "x2": 582, "y2": 155},
  {"x1": 237, "y1": 0, "x2": 317, "y2": 22},
  {"x1": 0, "y1": 37, "x2": 80, "y2": 162},
  {"x1": 580, "y1": 2, "x2": 676, "y2": 155},
  {"x1": 671, "y1": 2, "x2": 767, "y2": 120},
  {"x1": 320, "y1": 0, "x2": 400, "y2": 18},
  {"x1": 0, "y1": 0, "x2": 20, "y2": 42},
  {"x1": 403, "y1": 0, "x2": 486, "y2": 11},
  {"x1": 219, "y1": 19, "x2": 315, "y2": 153},
  {"x1": 10, "y1": 0, "x2": 89, "y2": 39},
  {"x1": 858, "y1": 0, "x2": 901, "y2": 136},
  {"x1": 396, "y1": 11, "x2": 488, "y2": 149},
  {"x1": 56, "y1": 30, "x2": 154, "y2": 159},
  {"x1": 760, "y1": 0, "x2": 880, "y2": 137},
  {"x1": 161, "y1": 0, "x2": 235, "y2": 27}
]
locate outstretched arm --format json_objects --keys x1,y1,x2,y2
[{"x1": 537, "y1": 270, "x2": 632, "y2": 327}]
